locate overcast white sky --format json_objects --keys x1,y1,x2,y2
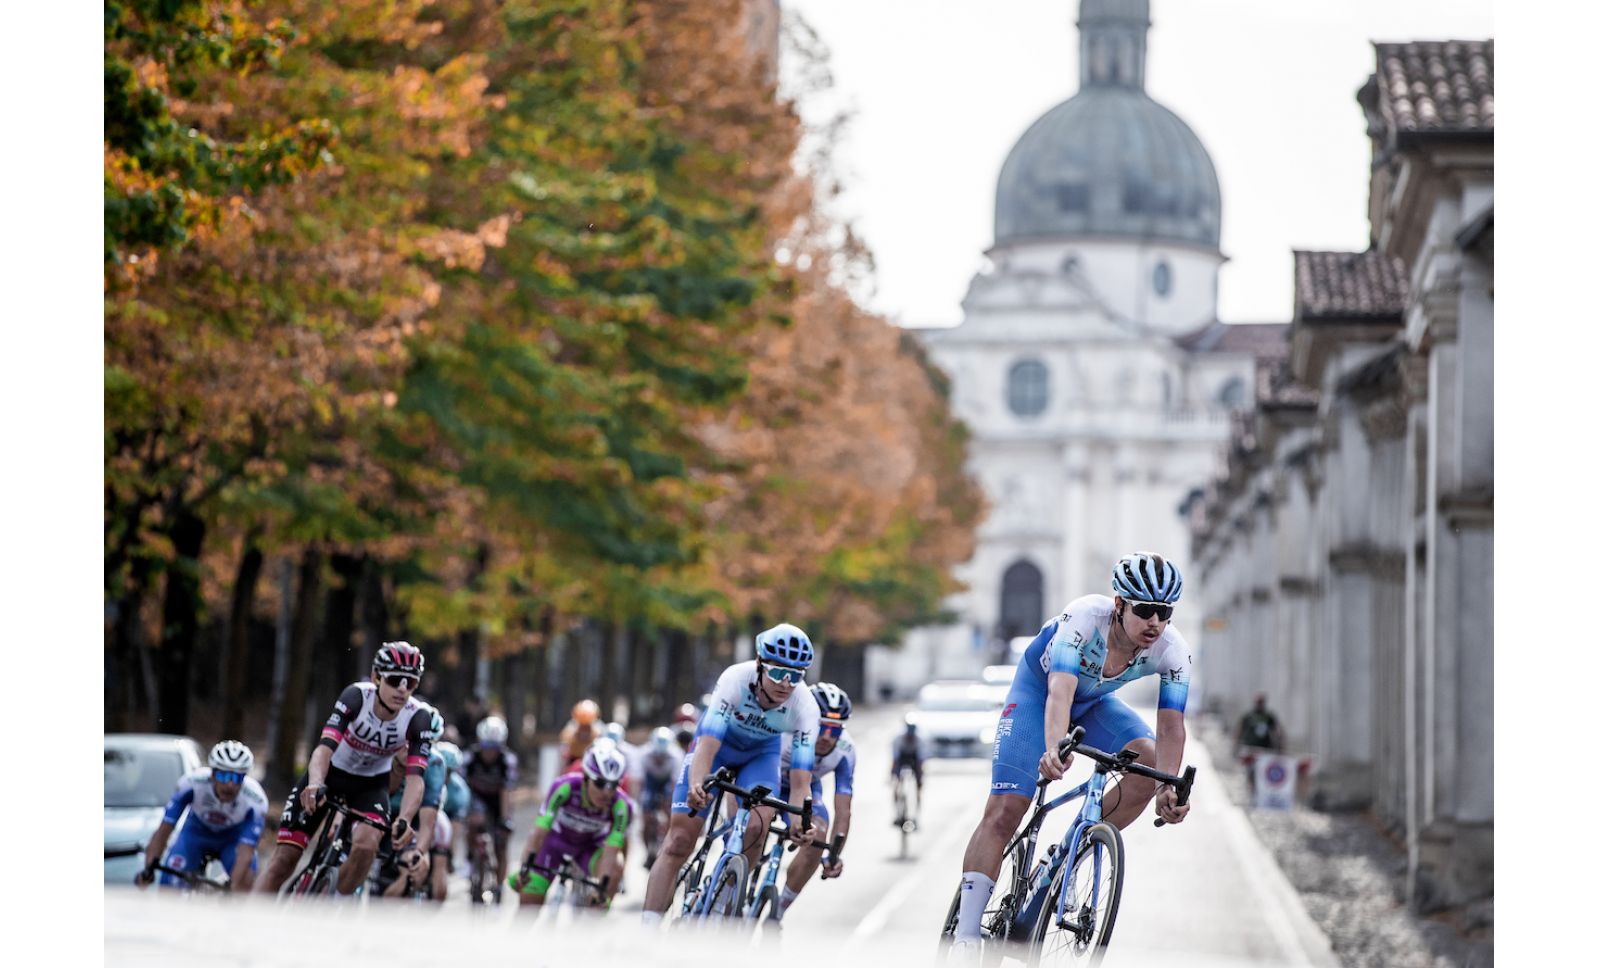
[{"x1": 779, "y1": 0, "x2": 1494, "y2": 327}]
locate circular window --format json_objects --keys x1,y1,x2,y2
[
  {"x1": 1152, "y1": 260, "x2": 1172, "y2": 298},
  {"x1": 1007, "y1": 359, "x2": 1049, "y2": 417}
]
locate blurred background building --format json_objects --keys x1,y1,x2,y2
[
  {"x1": 1186, "y1": 40, "x2": 1492, "y2": 913},
  {"x1": 875, "y1": 0, "x2": 1281, "y2": 693}
]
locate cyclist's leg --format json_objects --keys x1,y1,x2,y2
[
  {"x1": 429, "y1": 811, "x2": 453, "y2": 901},
  {"x1": 255, "y1": 770, "x2": 318, "y2": 893},
  {"x1": 778, "y1": 796, "x2": 830, "y2": 917},
  {"x1": 334, "y1": 772, "x2": 390, "y2": 894},
  {"x1": 953, "y1": 672, "x2": 1045, "y2": 941},
  {"x1": 1075, "y1": 696, "x2": 1160, "y2": 829},
  {"x1": 488, "y1": 795, "x2": 511, "y2": 881},
  {"x1": 515, "y1": 831, "x2": 577, "y2": 907},
  {"x1": 642, "y1": 744, "x2": 726, "y2": 915}
]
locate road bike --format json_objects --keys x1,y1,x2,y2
[
  {"x1": 892, "y1": 763, "x2": 921, "y2": 858},
  {"x1": 669, "y1": 767, "x2": 811, "y2": 925},
  {"x1": 537, "y1": 853, "x2": 614, "y2": 912},
  {"x1": 150, "y1": 856, "x2": 231, "y2": 894},
  {"x1": 467, "y1": 816, "x2": 511, "y2": 905},
  {"x1": 278, "y1": 793, "x2": 391, "y2": 899},
  {"x1": 745, "y1": 815, "x2": 842, "y2": 930},
  {"x1": 938, "y1": 727, "x2": 1196, "y2": 965}
]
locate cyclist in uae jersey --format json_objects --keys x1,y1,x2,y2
[
  {"x1": 136, "y1": 741, "x2": 269, "y2": 891},
  {"x1": 639, "y1": 624, "x2": 821, "y2": 924},
  {"x1": 253, "y1": 641, "x2": 438, "y2": 897},
  {"x1": 947, "y1": 553, "x2": 1195, "y2": 951},
  {"x1": 508, "y1": 742, "x2": 634, "y2": 908},
  {"x1": 765, "y1": 683, "x2": 856, "y2": 922}
]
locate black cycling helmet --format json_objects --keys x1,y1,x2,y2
[
  {"x1": 373, "y1": 641, "x2": 425, "y2": 678},
  {"x1": 811, "y1": 682, "x2": 852, "y2": 722}
]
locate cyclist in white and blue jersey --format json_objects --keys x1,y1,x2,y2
[
  {"x1": 639, "y1": 623, "x2": 821, "y2": 924},
  {"x1": 136, "y1": 741, "x2": 270, "y2": 891},
  {"x1": 764, "y1": 682, "x2": 856, "y2": 922},
  {"x1": 948, "y1": 553, "x2": 1195, "y2": 951}
]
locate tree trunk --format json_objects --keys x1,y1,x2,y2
[
  {"x1": 108, "y1": 555, "x2": 157, "y2": 731},
  {"x1": 358, "y1": 558, "x2": 389, "y2": 671},
  {"x1": 529, "y1": 609, "x2": 552, "y2": 732},
  {"x1": 269, "y1": 547, "x2": 323, "y2": 791},
  {"x1": 220, "y1": 539, "x2": 265, "y2": 738},
  {"x1": 156, "y1": 508, "x2": 206, "y2": 735},
  {"x1": 501, "y1": 649, "x2": 527, "y2": 755},
  {"x1": 597, "y1": 621, "x2": 618, "y2": 721},
  {"x1": 320, "y1": 553, "x2": 364, "y2": 693}
]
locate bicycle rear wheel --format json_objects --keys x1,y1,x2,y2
[
  {"x1": 1030, "y1": 823, "x2": 1124, "y2": 966},
  {"x1": 703, "y1": 854, "x2": 748, "y2": 919}
]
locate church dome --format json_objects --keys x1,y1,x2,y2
[{"x1": 993, "y1": 0, "x2": 1221, "y2": 249}]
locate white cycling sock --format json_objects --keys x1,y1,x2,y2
[
  {"x1": 775, "y1": 885, "x2": 801, "y2": 918},
  {"x1": 640, "y1": 910, "x2": 663, "y2": 928},
  {"x1": 954, "y1": 871, "x2": 995, "y2": 941}
]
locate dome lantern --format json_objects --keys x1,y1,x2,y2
[{"x1": 1079, "y1": 0, "x2": 1150, "y2": 90}]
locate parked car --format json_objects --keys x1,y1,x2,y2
[
  {"x1": 906, "y1": 680, "x2": 1007, "y2": 758},
  {"x1": 105, "y1": 734, "x2": 205, "y2": 884},
  {"x1": 981, "y1": 664, "x2": 1017, "y2": 686}
]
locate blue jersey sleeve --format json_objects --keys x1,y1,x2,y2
[
  {"x1": 1047, "y1": 616, "x2": 1089, "y2": 676},
  {"x1": 421, "y1": 753, "x2": 446, "y2": 809},
  {"x1": 240, "y1": 809, "x2": 266, "y2": 848},
  {"x1": 161, "y1": 782, "x2": 196, "y2": 826},
  {"x1": 834, "y1": 747, "x2": 855, "y2": 797}
]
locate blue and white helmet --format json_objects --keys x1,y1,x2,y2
[
  {"x1": 755, "y1": 623, "x2": 814, "y2": 669},
  {"x1": 1110, "y1": 552, "x2": 1183, "y2": 604},
  {"x1": 209, "y1": 740, "x2": 252, "y2": 775},
  {"x1": 811, "y1": 683, "x2": 852, "y2": 723}
]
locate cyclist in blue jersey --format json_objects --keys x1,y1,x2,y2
[
  {"x1": 374, "y1": 709, "x2": 449, "y2": 898},
  {"x1": 947, "y1": 553, "x2": 1195, "y2": 953},
  {"x1": 137, "y1": 741, "x2": 270, "y2": 890},
  {"x1": 432, "y1": 739, "x2": 470, "y2": 900},
  {"x1": 763, "y1": 683, "x2": 856, "y2": 922},
  {"x1": 639, "y1": 623, "x2": 821, "y2": 925}
]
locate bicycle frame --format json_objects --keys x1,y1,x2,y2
[{"x1": 1006, "y1": 767, "x2": 1113, "y2": 939}]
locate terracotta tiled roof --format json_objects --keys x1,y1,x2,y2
[
  {"x1": 1294, "y1": 249, "x2": 1408, "y2": 322},
  {"x1": 1373, "y1": 40, "x2": 1493, "y2": 135},
  {"x1": 1174, "y1": 321, "x2": 1289, "y2": 358}
]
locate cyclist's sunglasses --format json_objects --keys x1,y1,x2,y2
[
  {"x1": 1123, "y1": 599, "x2": 1174, "y2": 622},
  {"x1": 763, "y1": 664, "x2": 806, "y2": 685},
  {"x1": 212, "y1": 769, "x2": 246, "y2": 785},
  {"x1": 819, "y1": 722, "x2": 843, "y2": 738},
  {"x1": 587, "y1": 776, "x2": 618, "y2": 790},
  {"x1": 381, "y1": 673, "x2": 419, "y2": 691}
]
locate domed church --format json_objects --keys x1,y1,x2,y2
[{"x1": 903, "y1": 0, "x2": 1284, "y2": 675}]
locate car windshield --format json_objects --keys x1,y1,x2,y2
[
  {"x1": 105, "y1": 746, "x2": 184, "y2": 808},
  {"x1": 917, "y1": 694, "x2": 1002, "y2": 712}
]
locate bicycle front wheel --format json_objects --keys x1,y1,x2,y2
[
  {"x1": 703, "y1": 854, "x2": 749, "y2": 919},
  {"x1": 1030, "y1": 823, "x2": 1124, "y2": 966}
]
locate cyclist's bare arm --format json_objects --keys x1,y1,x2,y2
[
  {"x1": 140, "y1": 821, "x2": 175, "y2": 874},
  {"x1": 1153, "y1": 708, "x2": 1190, "y2": 823},
  {"x1": 685, "y1": 736, "x2": 721, "y2": 809},
  {"x1": 1040, "y1": 671, "x2": 1078, "y2": 779},
  {"x1": 230, "y1": 843, "x2": 257, "y2": 889}
]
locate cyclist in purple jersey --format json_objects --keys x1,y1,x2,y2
[
  {"x1": 948, "y1": 553, "x2": 1195, "y2": 952},
  {"x1": 508, "y1": 743, "x2": 633, "y2": 908}
]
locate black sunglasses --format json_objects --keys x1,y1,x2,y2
[
  {"x1": 588, "y1": 776, "x2": 617, "y2": 790},
  {"x1": 382, "y1": 674, "x2": 419, "y2": 690},
  {"x1": 1124, "y1": 600, "x2": 1174, "y2": 622}
]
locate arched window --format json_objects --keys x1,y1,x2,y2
[
  {"x1": 1152, "y1": 260, "x2": 1172, "y2": 297},
  {"x1": 1218, "y1": 376, "x2": 1247, "y2": 408},
  {"x1": 1007, "y1": 359, "x2": 1050, "y2": 417},
  {"x1": 998, "y1": 560, "x2": 1045, "y2": 641}
]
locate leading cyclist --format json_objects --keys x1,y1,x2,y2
[
  {"x1": 947, "y1": 553, "x2": 1194, "y2": 953},
  {"x1": 639, "y1": 623, "x2": 821, "y2": 925},
  {"x1": 254, "y1": 641, "x2": 437, "y2": 897}
]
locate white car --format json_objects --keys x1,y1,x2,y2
[
  {"x1": 981, "y1": 664, "x2": 1017, "y2": 686},
  {"x1": 105, "y1": 734, "x2": 206, "y2": 884},
  {"x1": 906, "y1": 680, "x2": 1009, "y2": 758}
]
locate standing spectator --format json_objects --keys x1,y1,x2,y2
[{"x1": 1235, "y1": 693, "x2": 1283, "y2": 796}]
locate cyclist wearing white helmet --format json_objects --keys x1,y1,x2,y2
[
  {"x1": 464, "y1": 714, "x2": 519, "y2": 892},
  {"x1": 640, "y1": 623, "x2": 821, "y2": 924},
  {"x1": 137, "y1": 740, "x2": 271, "y2": 891},
  {"x1": 255, "y1": 641, "x2": 438, "y2": 897},
  {"x1": 946, "y1": 553, "x2": 1194, "y2": 951},
  {"x1": 509, "y1": 740, "x2": 634, "y2": 908},
  {"x1": 638, "y1": 726, "x2": 685, "y2": 869}
]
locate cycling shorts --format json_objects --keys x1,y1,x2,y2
[
  {"x1": 670, "y1": 740, "x2": 781, "y2": 816},
  {"x1": 641, "y1": 776, "x2": 674, "y2": 814},
  {"x1": 159, "y1": 821, "x2": 255, "y2": 887},
  {"x1": 277, "y1": 765, "x2": 390, "y2": 849},
  {"x1": 989, "y1": 672, "x2": 1155, "y2": 797},
  {"x1": 893, "y1": 758, "x2": 924, "y2": 785},
  {"x1": 468, "y1": 792, "x2": 506, "y2": 825}
]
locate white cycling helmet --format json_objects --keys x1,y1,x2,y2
[
  {"x1": 604, "y1": 721, "x2": 626, "y2": 744},
  {"x1": 582, "y1": 742, "x2": 628, "y2": 786},
  {"x1": 651, "y1": 726, "x2": 674, "y2": 751},
  {"x1": 209, "y1": 740, "x2": 252, "y2": 775},
  {"x1": 476, "y1": 715, "x2": 509, "y2": 746}
]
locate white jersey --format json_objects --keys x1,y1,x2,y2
[
  {"x1": 161, "y1": 768, "x2": 271, "y2": 840},
  {"x1": 321, "y1": 681, "x2": 438, "y2": 777},
  {"x1": 1030, "y1": 594, "x2": 1193, "y2": 713},
  {"x1": 698, "y1": 660, "x2": 821, "y2": 772},
  {"x1": 781, "y1": 727, "x2": 857, "y2": 796},
  {"x1": 639, "y1": 745, "x2": 684, "y2": 784}
]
